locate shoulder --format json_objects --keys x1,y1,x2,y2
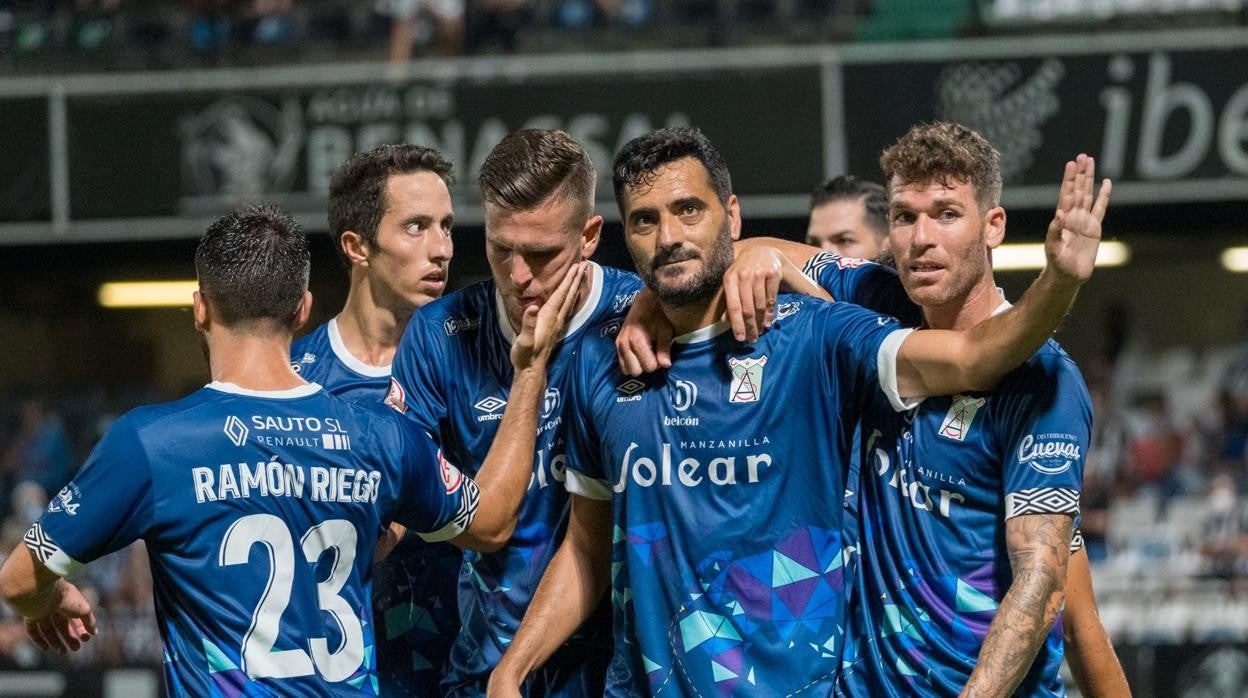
[{"x1": 408, "y1": 280, "x2": 495, "y2": 341}]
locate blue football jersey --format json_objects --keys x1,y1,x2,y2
[
  {"x1": 291, "y1": 318, "x2": 391, "y2": 403},
  {"x1": 26, "y1": 382, "x2": 479, "y2": 697},
  {"x1": 292, "y1": 317, "x2": 463, "y2": 695},
  {"x1": 389, "y1": 262, "x2": 644, "y2": 694},
  {"x1": 801, "y1": 252, "x2": 925, "y2": 328},
  {"x1": 836, "y1": 316, "x2": 1090, "y2": 696},
  {"x1": 561, "y1": 295, "x2": 913, "y2": 697}
]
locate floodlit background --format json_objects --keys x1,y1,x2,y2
[{"x1": 2, "y1": 1, "x2": 1248, "y2": 695}]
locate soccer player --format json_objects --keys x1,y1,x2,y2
[
  {"x1": 488, "y1": 126, "x2": 1105, "y2": 697},
  {"x1": 806, "y1": 175, "x2": 890, "y2": 259},
  {"x1": 832, "y1": 123, "x2": 1119, "y2": 696},
  {"x1": 0, "y1": 204, "x2": 585, "y2": 696},
  {"x1": 385, "y1": 128, "x2": 828, "y2": 696},
  {"x1": 387, "y1": 129, "x2": 641, "y2": 697},
  {"x1": 289, "y1": 144, "x2": 462, "y2": 693}
]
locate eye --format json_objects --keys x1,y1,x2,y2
[
  {"x1": 892, "y1": 211, "x2": 915, "y2": 224},
  {"x1": 938, "y1": 209, "x2": 960, "y2": 221},
  {"x1": 680, "y1": 203, "x2": 699, "y2": 216}
]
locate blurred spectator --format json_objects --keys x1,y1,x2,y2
[
  {"x1": 379, "y1": 0, "x2": 464, "y2": 59},
  {"x1": 467, "y1": 0, "x2": 531, "y2": 52},
  {"x1": 1200, "y1": 473, "x2": 1248, "y2": 580},
  {"x1": 1, "y1": 395, "x2": 72, "y2": 497}
]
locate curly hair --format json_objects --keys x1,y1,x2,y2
[{"x1": 879, "y1": 122, "x2": 1002, "y2": 210}]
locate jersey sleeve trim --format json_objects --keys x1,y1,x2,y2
[
  {"x1": 416, "y1": 477, "x2": 481, "y2": 542},
  {"x1": 23, "y1": 522, "x2": 83, "y2": 578},
  {"x1": 1004, "y1": 487, "x2": 1080, "y2": 519},
  {"x1": 1069, "y1": 529, "x2": 1084, "y2": 554},
  {"x1": 801, "y1": 252, "x2": 839, "y2": 290},
  {"x1": 564, "y1": 469, "x2": 613, "y2": 501},
  {"x1": 877, "y1": 328, "x2": 923, "y2": 412}
]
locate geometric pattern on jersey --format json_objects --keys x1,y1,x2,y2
[
  {"x1": 664, "y1": 525, "x2": 851, "y2": 696},
  {"x1": 391, "y1": 263, "x2": 643, "y2": 694},
  {"x1": 1005, "y1": 488, "x2": 1079, "y2": 517},
  {"x1": 293, "y1": 318, "x2": 463, "y2": 696},
  {"x1": 838, "y1": 339, "x2": 1090, "y2": 698},
  {"x1": 561, "y1": 294, "x2": 909, "y2": 697}
]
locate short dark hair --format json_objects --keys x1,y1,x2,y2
[
  {"x1": 327, "y1": 144, "x2": 454, "y2": 267},
  {"x1": 810, "y1": 175, "x2": 889, "y2": 238},
  {"x1": 195, "y1": 203, "x2": 310, "y2": 330},
  {"x1": 613, "y1": 127, "x2": 732, "y2": 211},
  {"x1": 478, "y1": 129, "x2": 596, "y2": 228},
  {"x1": 880, "y1": 121, "x2": 1003, "y2": 210}
]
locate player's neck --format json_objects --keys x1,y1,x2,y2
[
  {"x1": 207, "y1": 331, "x2": 305, "y2": 390},
  {"x1": 920, "y1": 275, "x2": 1001, "y2": 331},
  {"x1": 337, "y1": 289, "x2": 406, "y2": 367},
  {"x1": 661, "y1": 291, "x2": 726, "y2": 337},
  {"x1": 338, "y1": 273, "x2": 413, "y2": 365}
]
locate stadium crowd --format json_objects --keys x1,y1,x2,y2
[{"x1": 2, "y1": 0, "x2": 1246, "y2": 71}]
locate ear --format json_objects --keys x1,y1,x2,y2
[
  {"x1": 341, "y1": 231, "x2": 370, "y2": 267},
  {"x1": 192, "y1": 290, "x2": 210, "y2": 332},
  {"x1": 983, "y1": 206, "x2": 1007, "y2": 249},
  {"x1": 725, "y1": 194, "x2": 742, "y2": 241},
  {"x1": 293, "y1": 291, "x2": 313, "y2": 331},
  {"x1": 580, "y1": 214, "x2": 604, "y2": 259}
]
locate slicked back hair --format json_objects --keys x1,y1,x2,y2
[
  {"x1": 880, "y1": 122, "x2": 1003, "y2": 211},
  {"x1": 328, "y1": 144, "x2": 454, "y2": 267},
  {"x1": 195, "y1": 203, "x2": 310, "y2": 330},
  {"x1": 478, "y1": 129, "x2": 596, "y2": 230},
  {"x1": 810, "y1": 175, "x2": 889, "y2": 238},
  {"x1": 613, "y1": 127, "x2": 732, "y2": 212}
]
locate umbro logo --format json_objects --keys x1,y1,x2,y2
[
  {"x1": 224, "y1": 415, "x2": 249, "y2": 446},
  {"x1": 616, "y1": 379, "x2": 645, "y2": 403},
  {"x1": 475, "y1": 395, "x2": 507, "y2": 422}
]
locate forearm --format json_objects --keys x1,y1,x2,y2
[
  {"x1": 963, "y1": 514, "x2": 1072, "y2": 697},
  {"x1": 961, "y1": 268, "x2": 1080, "y2": 390},
  {"x1": 963, "y1": 567, "x2": 1066, "y2": 696},
  {"x1": 493, "y1": 500, "x2": 612, "y2": 688},
  {"x1": 0, "y1": 544, "x2": 62, "y2": 618},
  {"x1": 467, "y1": 366, "x2": 546, "y2": 548},
  {"x1": 735, "y1": 236, "x2": 821, "y2": 270},
  {"x1": 1064, "y1": 549, "x2": 1130, "y2": 697}
]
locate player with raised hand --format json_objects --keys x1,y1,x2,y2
[
  {"x1": 488, "y1": 125, "x2": 1105, "y2": 697},
  {"x1": 0, "y1": 203, "x2": 585, "y2": 696}
]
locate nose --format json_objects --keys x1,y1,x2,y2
[
  {"x1": 657, "y1": 214, "x2": 684, "y2": 252},
  {"x1": 509, "y1": 254, "x2": 533, "y2": 289},
  {"x1": 910, "y1": 214, "x2": 937, "y2": 251},
  {"x1": 430, "y1": 227, "x2": 453, "y2": 263}
]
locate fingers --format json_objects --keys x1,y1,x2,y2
[
  {"x1": 655, "y1": 321, "x2": 673, "y2": 370},
  {"x1": 26, "y1": 619, "x2": 55, "y2": 653},
  {"x1": 1072, "y1": 154, "x2": 1089, "y2": 212},
  {"x1": 722, "y1": 273, "x2": 747, "y2": 342},
  {"x1": 762, "y1": 272, "x2": 779, "y2": 330},
  {"x1": 1057, "y1": 159, "x2": 1077, "y2": 213},
  {"x1": 615, "y1": 328, "x2": 652, "y2": 376},
  {"x1": 1091, "y1": 178, "x2": 1112, "y2": 222},
  {"x1": 751, "y1": 274, "x2": 768, "y2": 339},
  {"x1": 53, "y1": 616, "x2": 84, "y2": 652}
]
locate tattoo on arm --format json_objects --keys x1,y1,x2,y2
[{"x1": 962, "y1": 514, "x2": 1074, "y2": 698}]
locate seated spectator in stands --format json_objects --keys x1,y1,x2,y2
[
  {"x1": 1125, "y1": 392, "x2": 1188, "y2": 497},
  {"x1": 467, "y1": 0, "x2": 529, "y2": 53},
  {"x1": 1200, "y1": 473, "x2": 1248, "y2": 580}
]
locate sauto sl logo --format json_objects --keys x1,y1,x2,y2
[{"x1": 727, "y1": 356, "x2": 767, "y2": 404}]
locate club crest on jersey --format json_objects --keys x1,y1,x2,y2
[
  {"x1": 47, "y1": 484, "x2": 81, "y2": 516},
  {"x1": 438, "y1": 450, "x2": 464, "y2": 494},
  {"x1": 224, "y1": 415, "x2": 249, "y2": 446},
  {"x1": 728, "y1": 355, "x2": 767, "y2": 404},
  {"x1": 939, "y1": 395, "x2": 986, "y2": 442},
  {"x1": 385, "y1": 377, "x2": 408, "y2": 414}
]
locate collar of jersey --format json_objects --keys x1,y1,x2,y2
[
  {"x1": 673, "y1": 320, "x2": 733, "y2": 345},
  {"x1": 327, "y1": 317, "x2": 392, "y2": 378},
  {"x1": 992, "y1": 287, "x2": 1011, "y2": 317},
  {"x1": 206, "y1": 381, "x2": 323, "y2": 399},
  {"x1": 492, "y1": 261, "x2": 605, "y2": 345}
]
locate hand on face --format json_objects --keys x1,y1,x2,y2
[{"x1": 511, "y1": 262, "x2": 589, "y2": 371}]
